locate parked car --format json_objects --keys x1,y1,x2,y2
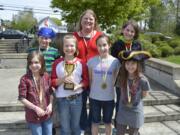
[{"x1": 0, "y1": 29, "x2": 28, "y2": 39}]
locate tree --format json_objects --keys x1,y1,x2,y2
[
  {"x1": 175, "y1": 0, "x2": 180, "y2": 35},
  {"x1": 50, "y1": 17, "x2": 62, "y2": 26},
  {"x1": 11, "y1": 8, "x2": 37, "y2": 32},
  {"x1": 149, "y1": 0, "x2": 176, "y2": 34},
  {"x1": 51, "y1": 0, "x2": 160, "y2": 30}
]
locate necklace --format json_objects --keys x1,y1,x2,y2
[
  {"x1": 32, "y1": 75, "x2": 44, "y2": 109},
  {"x1": 126, "y1": 78, "x2": 139, "y2": 107},
  {"x1": 99, "y1": 56, "x2": 110, "y2": 89},
  {"x1": 81, "y1": 30, "x2": 94, "y2": 48}
]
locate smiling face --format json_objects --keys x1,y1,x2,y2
[
  {"x1": 38, "y1": 36, "x2": 51, "y2": 49},
  {"x1": 96, "y1": 37, "x2": 110, "y2": 58},
  {"x1": 122, "y1": 24, "x2": 136, "y2": 41},
  {"x1": 125, "y1": 60, "x2": 138, "y2": 76},
  {"x1": 81, "y1": 12, "x2": 95, "y2": 32},
  {"x1": 29, "y1": 56, "x2": 42, "y2": 74},
  {"x1": 63, "y1": 38, "x2": 77, "y2": 58}
]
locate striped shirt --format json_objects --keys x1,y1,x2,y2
[{"x1": 28, "y1": 47, "x2": 60, "y2": 74}]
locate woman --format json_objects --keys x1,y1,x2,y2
[{"x1": 73, "y1": 9, "x2": 102, "y2": 133}]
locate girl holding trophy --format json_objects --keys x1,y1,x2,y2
[
  {"x1": 51, "y1": 34, "x2": 89, "y2": 135},
  {"x1": 87, "y1": 34, "x2": 120, "y2": 135}
]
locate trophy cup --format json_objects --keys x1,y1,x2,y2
[{"x1": 64, "y1": 63, "x2": 75, "y2": 90}]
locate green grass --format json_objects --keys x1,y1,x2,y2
[{"x1": 161, "y1": 55, "x2": 180, "y2": 65}]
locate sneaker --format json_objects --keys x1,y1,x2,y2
[
  {"x1": 81, "y1": 130, "x2": 85, "y2": 135},
  {"x1": 112, "y1": 128, "x2": 117, "y2": 135}
]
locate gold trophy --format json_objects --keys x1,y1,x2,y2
[{"x1": 64, "y1": 63, "x2": 75, "y2": 90}]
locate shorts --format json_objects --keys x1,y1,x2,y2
[{"x1": 90, "y1": 98, "x2": 114, "y2": 124}]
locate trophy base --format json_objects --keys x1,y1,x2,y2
[{"x1": 64, "y1": 83, "x2": 74, "y2": 90}]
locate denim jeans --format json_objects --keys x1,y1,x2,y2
[
  {"x1": 80, "y1": 90, "x2": 91, "y2": 130},
  {"x1": 57, "y1": 95, "x2": 82, "y2": 135},
  {"x1": 28, "y1": 117, "x2": 53, "y2": 135}
]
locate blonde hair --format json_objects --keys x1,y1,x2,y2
[
  {"x1": 76, "y1": 9, "x2": 100, "y2": 31},
  {"x1": 62, "y1": 34, "x2": 79, "y2": 57}
]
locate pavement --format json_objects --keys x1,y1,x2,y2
[
  {"x1": 0, "y1": 68, "x2": 180, "y2": 135},
  {"x1": 0, "y1": 68, "x2": 26, "y2": 105}
]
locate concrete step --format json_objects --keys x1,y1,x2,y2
[
  {"x1": 0, "y1": 111, "x2": 26, "y2": 130},
  {"x1": 0, "y1": 122, "x2": 180, "y2": 135},
  {"x1": 0, "y1": 43, "x2": 17, "y2": 46},
  {"x1": 0, "y1": 129, "x2": 30, "y2": 135},
  {"x1": 139, "y1": 120, "x2": 180, "y2": 135},
  {"x1": 0, "y1": 91, "x2": 179, "y2": 112},
  {"x1": 0, "y1": 39, "x2": 20, "y2": 43},
  {"x1": 0, "y1": 103, "x2": 24, "y2": 112},
  {"x1": 0, "y1": 45, "x2": 15, "y2": 49},
  {"x1": 144, "y1": 104, "x2": 180, "y2": 122},
  {"x1": 0, "y1": 48, "x2": 16, "y2": 51},
  {"x1": 0, "y1": 50, "x2": 16, "y2": 54},
  {"x1": 144, "y1": 91, "x2": 180, "y2": 106},
  {"x1": 0, "y1": 104, "x2": 180, "y2": 130}
]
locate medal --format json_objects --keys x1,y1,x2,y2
[
  {"x1": 126, "y1": 79, "x2": 139, "y2": 108},
  {"x1": 100, "y1": 56, "x2": 109, "y2": 90},
  {"x1": 101, "y1": 82, "x2": 107, "y2": 89}
]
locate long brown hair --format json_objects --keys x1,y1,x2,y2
[
  {"x1": 117, "y1": 60, "x2": 142, "y2": 90},
  {"x1": 76, "y1": 9, "x2": 100, "y2": 31},
  {"x1": 27, "y1": 51, "x2": 46, "y2": 75}
]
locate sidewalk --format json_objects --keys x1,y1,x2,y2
[
  {"x1": 0, "y1": 68, "x2": 25, "y2": 104},
  {"x1": 0, "y1": 68, "x2": 180, "y2": 135}
]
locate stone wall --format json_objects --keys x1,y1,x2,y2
[
  {"x1": 145, "y1": 58, "x2": 180, "y2": 95},
  {"x1": 0, "y1": 53, "x2": 27, "y2": 68}
]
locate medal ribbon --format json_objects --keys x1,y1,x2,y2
[
  {"x1": 118, "y1": 36, "x2": 132, "y2": 51},
  {"x1": 126, "y1": 79, "x2": 140, "y2": 103},
  {"x1": 99, "y1": 56, "x2": 109, "y2": 84},
  {"x1": 33, "y1": 75, "x2": 45, "y2": 109}
]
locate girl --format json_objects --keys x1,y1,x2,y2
[
  {"x1": 18, "y1": 51, "x2": 53, "y2": 135},
  {"x1": 111, "y1": 20, "x2": 142, "y2": 130},
  {"x1": 87, "y1": 34, "x2": 120, "y2": 135},
  {"x1": 111, "y1": 20, "x2": 142, "y2": 61},
  {"x1": 116, "y1": 50, "x2": 151, "y2": 135},
  {"x1": 51, "y1": 34, "x2": 88, "y2": 135}
]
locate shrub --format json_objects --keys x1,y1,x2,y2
[
  {"x1": 151, "y1": 35, "x2": 160, "y2": 43},
  {"x1": 174, "y1": 46, "x2": 180, "y2": 55},
  {"x1": 168, "y1": 39, "x2": 180, "y2": 48},
  {"x1": 160, "y1": 45, "x2": 174, "y2": 57},
  {"x1": 154, "y1": 41, "x2": 169, "y2": 47},
  {"x1": 141, "y1": 39, "x2": 161, "y2": 57}
]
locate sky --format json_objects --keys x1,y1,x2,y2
[{"x1": 0, "y1": 0, "x2": 61, "y2": 22}]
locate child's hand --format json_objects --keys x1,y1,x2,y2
[
  {"x1": 45, "y1": 103, "x2": 52, "y2": 115},
  {"x1": 64, "y1": 75, "x2": 74, "y2": 83},
  {"x1": 35, "y1": 106, "x2": 46, "y2": 117},
  {"x1": 74, "y1": 84, "x2": 81, "y2": 91}
]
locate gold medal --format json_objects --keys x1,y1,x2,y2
[
  {"x1": 99, "y1": 56, "x2": 109, "y2": 90},
  {"x1": 126, "y1": 102, "x2": 132, "y2": 108},
  {"x1": 101, "y1": 82, "x2": 107, "y2": 89}
]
